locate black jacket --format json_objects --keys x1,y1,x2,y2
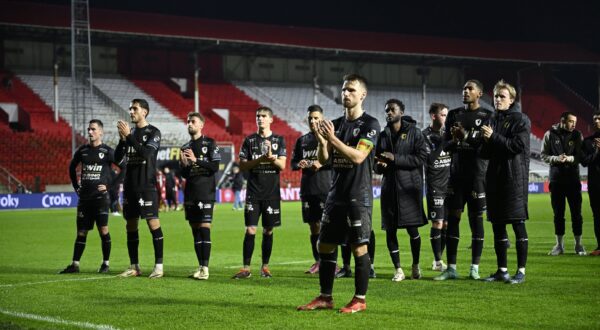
[
  {"x1": 541, "y1": 124, "x2": 583, "y2": 183},
  {"x1": 581, "y1": 131, "x2": 600, "y2": 190},
  {"x1": 375, "y1": 117, "x2": 428, "y2": 229},
  {"x1": 482, "y1": 105, "x2": 530, "y2": 223}
]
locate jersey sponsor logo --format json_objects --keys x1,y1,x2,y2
[
  {"x1": 433, "y1": 197, "x2": 444, "y2": 206},
  {"x1": 267, "y1": 206, "x2": 273, "y2": 214},
  {"x1": 154, "y1": 136, "x2": 160, "y2": 142},
  {"x1": 198, "y1": 201, "x2": 204, "y2": 209},
  {"x1": 42, "y1": 193, "x2": 72, "y2": 208},
  {"x1": 367, "y1": 129, "x2": 376, "y2": 138},
  {"x1": 214, "y1": 146, "x2": 219, "y2": 153},
  {"x1": 302, "y1": 149, "x2": 318, "y2": 159},
  {"x1": 245, "y1": 203, "x2": 254, "y2": 212},
  {"x1": 471, "y1": 191, "x2": 486, "y2": 199}
]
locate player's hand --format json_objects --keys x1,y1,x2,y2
[
  {"x1": 298, "y1": 159, "x2": 309, "y2": 168},
  {"x1": 317, "y1": 120, "x2": 335, "y2": 142},
  {"x1": 594, "y1": 138, "x2": 600, "y2": 149},
  {"x1": 377, "y1": 152, "x2": 395, "y2": 163},
  {"x1": 558, "y1": 154, "x2": 568, "y2": 162},
  {"x1": 451, "y1": 122, "x2": 465, "y2": 141},
  {"x1": 264, "y1": 154, "x2": 277, "y2": 163},
  {"x1": 376, "y1": 160, "x2": 388, "y2": 168},
  {"x1": 481, "y1": 125, "x2": 493, "y2": 140},
  {"x1": 183, "y1": 149, "x2": 197, "y2": 162},
  {"x1": 97, "y1": 184, "x2": 107, "y2": 192},
  {"x1": 117, "y1": 120, "x2": 131, "y2": 139},
  {"x1": 310, "y1": 160, "x2": 322, "y2": 171}
]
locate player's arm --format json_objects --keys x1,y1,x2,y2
[
  {"x1": 200, "y1": 141, "x2": 221, "y2": 173},
  {"x1": 316, "y1": 125, "x2": 331, "y2": 165},
  {"x1": 374, "y1": 134, "x2": 387, "y2": 174},
  {"x1": 238, "y1": 137, "x2": 263, "y2": 171},
  {"x1": 114, "y1": 139, "x2": 127, "y2": 164},
  {"x1": 270, "y1": 136, "x2": 287, "y2": 171},
  {"x1": 108, "y1": 148, "x2": 126, "y2": 187},
  {"x1": 580, "y1": 138, "x2": 599, "y2": 167},
  {"x1": 69, "y1": 149, "x2": 81, "y2": 192},
  {"x1": 125, "y1": 129, "x2": 161, "y2": 160},
  {"x1": 290, "y1": 137, "x2": 303, "y2": 171},
  {"x1": 487, "y1": 116, "x2": 530, "y2": 155}
]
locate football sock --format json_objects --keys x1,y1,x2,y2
[
  {"x1": 243, "y1": 233, "x2": 255, "y2": 266},
  {"x1": 73, "y1": 235, "x2": 87, "y2": 262},
  {"x1": 368, "y1": 230, "x2": 376, "y2": 264},
  {"x1": 574, "y1": 235, "x2": 582, "y2": 246},
  {"x1": 430, "y1": 227, "x2": 442, "y2": 261},
  {"x1": 193, "y1": 227, "x2": 202, "y2": 265},
  {"x1": 386, "y1": 229, "x2": 400, "y2": 269},
  {"x1": 354, "y1": 253, "x2": 370, "y2": 296},
  {"x1": 441, "y1": 226, "x2": 447, "y2": 255},
  {"x1": 100, "y1": 233, "x2": 111, "y2": 262},
  {"x1": 469, "y1": 212, "x2": 484, "y2": 265},
  {"x1": 318, "y1": 252, "x2": 336, "y2": 295},
  {"x1": 500, "y1": 267, "x2": 508, "y2": 272},
  {"x1": 556, "y1": 235, "x2": 564, "y2": 247},
  {"x1": 518, "y1": 267, "x2": 526, "y2": 274},
  {"x1": 514, "y1": 222, "x2": 528, "y2": 269},
  {"x1": 407, "y1": 227, "x2": 421, "y2": 265},
  {"x1": 341, "y1": 244, "x2": 351, "y2": 268},
  {"x1": 493, "y1": 223, "x2": 508, "y2": 269},
  {"x1": 261, "y1": 232, "x2": 273, "y2": 265},
  {"x1": 126, "y1": 231, "x2": 139, "y2": 264},
  {"x1": 200, "y1": 227, "x2": 211, "y2": 267},
  {"x1": 151, "y1": 227, "x2": 164, "y2": 264},
  {"x1": 446, "y1": 214, "x2": 460, "y2": 265}
]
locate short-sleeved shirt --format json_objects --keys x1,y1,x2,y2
[
  {"x1": 291, "y1": 132, "x2": 332, "y2": 197},
  {"x1": 239, "y1": 133, "x2": 287, "y2": 201},
  {"x1": 326, "y1": 112, "x2": 380, "y2": 207},
  {"x1": 115, "y1": 124, "x2": 161, "y2": 193},
  {"x1": 422, "y1": 127, "x2": 451, "y2": 195},
  {"x1": 70, "y1": 143, "x2": 123, "y2": 201},
  {"x1": 180, "y1": 136, "x2": 221, "y2": 202}
]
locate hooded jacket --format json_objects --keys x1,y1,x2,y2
[
  {"x1": 375, "y1": 116, "x2": 428, "y2": 229},
  {"x1": 482, "y1": 104, "x2": 530, "y2": 223},
  {"x1": 541, "y1": 123, "x2": 583, "y2": 183}
]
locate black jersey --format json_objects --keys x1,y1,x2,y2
[
  {"x1": 69, "y1": 143, "x2": 124, "y2": 201},
  {"x1": 327, "y1": 112, "x2": 380, "y2": 207},
  {"x1": 291, "y1": 132, "x2": 332, "y2": 197},
  {"x1": 239, "y1": 133, "x2": 287, "y2": 201},
  {"x1": 444, "y1": 106, "x2": 493, "y2": 180},
  {"x1": 115, "y1": 124, "x2": 161, "y2": 193},
  {"x1": 423, "y1": 126, "x2": 451, "y2": 194},
  {"x1": 180, "y1": 136, "x2": 221, "y2": 201}
]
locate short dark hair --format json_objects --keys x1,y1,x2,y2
[
  {"x1": 465, "y1": 79, "x2": 484, "y2": 92},
  {"x1": 429, "y1": 103, "x2": 448, "y2": 115},
  {"x1": 343, "y1": 73, "x2": 368, "y2": 91},
  {"x1": 89, "y1": 119, "x2": 103, "y2": 128},
  {"x1": 187, "y1": 112, "x2": 205, "y2": 122},
  {"x1": 307, "y1": 105, "x2": 323, "y2": 113},
  {"x1": 560, "y1": 111, "x2": 576, "y2": 121},
  {"x1": 256, "y1": 106, "x2": 273, "y2": 117},
  {"x1": 131, "y1": 98, "x2": 150, "y2": 117},
  {"x1": 593, "y1": 110, "x2": 600, "y2": 117},
  {"x1": 385, "y1": 98, "x2": 405, "y2": 112}
]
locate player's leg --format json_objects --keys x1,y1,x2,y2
[
  {"x1": 95, "y1": 199, "x2": 111, "y2": 273},
  {"x1": 233, "y1": 201, "x2": 259, "y2": 279},
  {"x1": 303, "y1": 196, "x2": 321, "y2": 274},
  {"x1": 566, "y1": 182, "x2": 585, "y2": 255},
  {"x1": 484, "y1": 223, "x2": 510, "y2": 282},
  {"x1": 434, "y1": 208, "x2": 461, "y2": 280},
  {"x1": 386, "y1": 226, "x2": 403, "y2": 281},
  {"x1": 430, "y1": 220, "x2": 445, "y2": 271},
  {"x1": 406, "y1": 226, "x2": 421, "y2": 279},
  {"x1": 335, "y1": 243, "x2": 352, "y2": 278},
  {"x1": 368, "y1": 230, "x2": 376, "y2": 278},
  {"x1": 549, "y1": 182, "x2": 567, "y2": 255},
  {"x1": 509, "y1": 221, "x2": 528, "y2": 284},
  {"x1": 119, "y1": 192, "x2": 141, "y2": 277},
  {"x1": 589, "y1": 188, "x2": 600, "y2": 255},
  {"x1": 259, "y1": 200, "x2": 281, "y2": 278}
]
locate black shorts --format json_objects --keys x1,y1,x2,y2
[
  {"x1": 426, "y1": 194, "x2": 446, "y2": 221},
  {"x1": 244, "y1": 200, "x2": 281, "y2": 228},
  {"x1": 184, "y1": 200, "x2": 214, "y2": 223},
  {"x1": 76, "y1": 198, "x2": 110, "y2": 231},
  {"x1": 301, "y1": 195, "x2": 327, "y2": 223},
  {"x1": 319, "y1": 204, "x2": 372, "y2": 245},
  {"x1": 122, "y1": 190, "x2": 159, "y2": 220},
  {"x1": 446, "y1": 180, "x2": 486, "y2": 213}
]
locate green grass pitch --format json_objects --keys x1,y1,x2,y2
[{"x1": 0, "y1": 194, "x2": 599, "y2": 329}]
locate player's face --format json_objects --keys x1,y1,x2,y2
[
  {"x1": 308, "y1": 111, "x2": 323, "y2": 133},
  {"x1": 432, "y1": 108, "x2": 448, "y2": 127},
  {"x1": 256, "y1": 110, "x2": 273, "y2": 130},
  {"x1": 87, "y1": 123, "x2": 102, "y2": 143},
  {"x1": 561, "y1": 114, "x2": 577, "y2": 132},
  {"x1": 384, "y1": 103, "x2": 403, "y2": 123},
  {"x1": 462, "y1": 82, "x2": 482, "y2": 104},
  {"x1": 494, "y1": 88, "x2": 514, "y2": 111},
  {"x1": 129, "y1": 102, "x2": 147, "y2": 123},
  {"x1": 341, "y1": 80, "x2": 366, "y2": 109},
  {"x1": 187, "y1": 116, "x2": 204, "y2": 136},
  {"x1": 593, "y1": 115, "x2": 600, "y2": 131}
]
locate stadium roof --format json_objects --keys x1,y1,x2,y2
[{"x1": 1, "y1": 0, "x2": 599, "y2": 65}]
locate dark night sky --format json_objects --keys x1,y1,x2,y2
[{"x1": 26, "y1": 0, "x2": 600, "y2": 52}]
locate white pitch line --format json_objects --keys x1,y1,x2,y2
[
  {"x1": 224, "y1": 260, "x2": 313, "y2": 269},
  {"x1": 0, "y1": 276, "x2": 115, "y2": 288},
  {"x1": 0, "y1": 308, "x2": 120, "y2": 330}
]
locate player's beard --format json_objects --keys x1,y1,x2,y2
[{"x1": 188, "y1": 127, "x2": 197, "y2": 136}]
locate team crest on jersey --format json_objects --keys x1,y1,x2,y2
[
  {"x1": 568, "y1": 140, "x2": 574, "y2": 146},
  {"x1": 353, "y1": 128, "x2": 360, "y2": 137},
  {"x1": 98, "y1": 152, "x2": 104, "y2": 159},
  {"x1": 504, "y1": 121, "x2": 510, "y2": 128},
  {"x1": 272, "y1": 143, "x2": 278, "y2": 151},
  {"x1": 430, "y1": 211, "x2": 436, "y2": 218},
  {"x1": 143, "y1": 135, "x2": 148, "y2": 142},
  {"x1": 401, "y1": 133, "x2": 407, "y2": 140},
  {"x1": 202, "y1": 147, "x2": 208, "y2": 154},
  {"x1": 475, "y1": 119, "x2": 482, "y2": 126}
]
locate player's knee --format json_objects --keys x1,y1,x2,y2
[
  {"x1": 245, "y1": 226, "x2": 257, "y2": 235},
  {"x1": 449, "y1": 209, "x2": 462, "y2": 218},
  {"x1": 147, "y1": 218, "x2": 161, "y2": 230},
  {"x1": 263, "y1": 227, "x2": 273, "y2": 235},
  {"x1": 351, "y1": 243, "x2": 368, "y2": 257},
  {"x1": 432, "y1": 220, "x2": 443, "y2": 229},
  {"x1": 77, "y1": 230, "x2": 88, "y2": 237},
  {"x1": 200, "y1": 223, "x2": 211, "y2": 229},
  {"x1": 98, "y1": 226, "x2": 109, "y2": 235},
  {"x1": 317, "y1": 242, "x2": 336, "y2": 254}
]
